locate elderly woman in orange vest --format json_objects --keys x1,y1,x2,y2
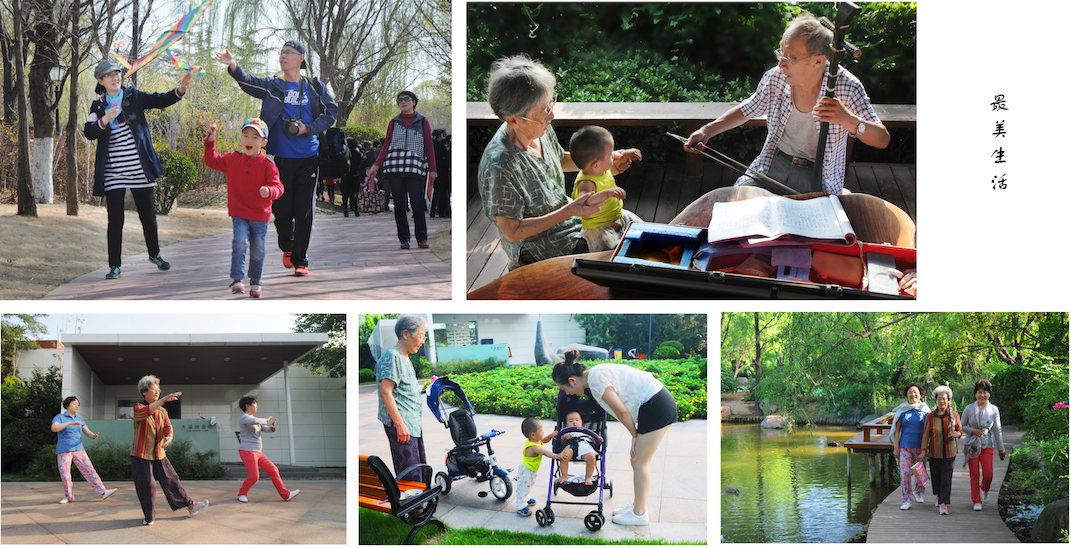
[
  {"x1": 921, "y1": 385, "x2": 962, "y2": 515},
  {"x1": 130, "y1": 375, "x2": 209, "y2": 525}
]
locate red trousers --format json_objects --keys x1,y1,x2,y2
[
  {"x1": 967, "y1": 447, "x2": 995, "y2": 504},
  {"x1": 239, "y1": 450, "x2": 290, "y2": 499}
]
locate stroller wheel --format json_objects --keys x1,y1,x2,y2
[
  {"x1": 489, "y1": 470, "x2": 513, "y2": 500},
  {"x1": 607, "y1": 480, "x2": 613, "y2": 498},
  {"x1": 546, "y1": 507, "x2": 555, "y2": 525},
  {"x1": 434, "y1": 472, "x2": 452, "y2": 495},
  {"x1": 535, "y1": 508, "x2": 547, "y2": 527},
  {"x1": 553, "y1": 482, "x2": 559, "y2": 495},
  {"x1": 584, "y1": 510, "x2": 604, "y2": 532}
]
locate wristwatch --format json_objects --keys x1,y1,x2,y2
[{"x1": 849, "y1": 120, "x2": 866, "y2": 138}]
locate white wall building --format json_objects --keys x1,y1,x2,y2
[
  {"x1": 15, "y1": 333, "x2": 344, "y2": 467},
  {"x1": 427, "y1": 314, "x2": 585, "y2": 365}
]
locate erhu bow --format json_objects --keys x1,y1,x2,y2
[{"x1": 812, "y1": 2, "x2": 863, "y2": 193}]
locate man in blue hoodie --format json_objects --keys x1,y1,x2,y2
[{"x1": 214, "y1": 40, "x2": 338, "y2": 277}]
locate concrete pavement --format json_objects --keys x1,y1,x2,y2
[
  {"x1": 42, "y1": 206, "x2": 450, "y2": 300},
  {"x1": 358, "y1": 384, "x2": 708, "y2": 543},
  {"x1": 0, "y1": 480, "x2": 346, "y2": 544}
]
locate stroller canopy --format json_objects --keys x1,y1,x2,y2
[{"x1": 426, "y1": 377, "x2": 475, "y2": 423}]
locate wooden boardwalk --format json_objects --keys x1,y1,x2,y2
[
  {"x1": 467, "y1": 161, "x2": 916, "y2": 293},
  {"x1": 866, "y1": 426, "x2": 1021, "y2": 543}
]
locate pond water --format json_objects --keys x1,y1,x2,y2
[{"x1": 721, "y1": 424, "x2": 896, "y2": 543}]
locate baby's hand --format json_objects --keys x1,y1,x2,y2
[
  {"x1": 259, "y1": 186, "x2": 270, "y2": 198},
  {"x1": 605, "y1": 187, "x2": 626, "y2": 200}
]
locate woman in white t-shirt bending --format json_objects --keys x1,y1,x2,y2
[{"x1": 552, "y1": 350, "x2": 677, "y2": 526}]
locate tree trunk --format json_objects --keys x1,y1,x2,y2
[
  {"x1": 1, "y1": 20, "x2": 16, "y2": 123},
  {"x1": 13, "y1": 0, "x2": 37, "y2": 216},
  {"x1": 65, "y1": 0, "x2": 80, "y2": 215},
  {"x1": 27, "y1": 0, "x2": 64, "y2": 204},
  {"x1": 753, "y1": 312, "x2": 762, "y2": 385},
  {"x1": 130, "y1": 0, "x2": 139, "y2": 87}
]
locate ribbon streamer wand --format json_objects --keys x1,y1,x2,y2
[{"x1": 667, "y1": 132, "x2": 799, "y2": 195}]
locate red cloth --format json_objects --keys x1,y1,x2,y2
[
  {"x1": 204, "y1": 139, "x2": 284, "y2": 222},
  {"x1": 373, "y1": 112, "x2": 437, "y2": 172}
]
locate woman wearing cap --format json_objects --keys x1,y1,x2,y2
[
  {"x1": 84, "y1": 59, "x2": 192, "y2": 280},
  {"x1": 214, "y1": 40, "x2": 338, "y2": 277},
  {"x1": 366, "y1": 91, "x2": 437, "y2": 249}
]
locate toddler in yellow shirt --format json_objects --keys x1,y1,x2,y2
[{"x1": 569, "y1": 126, "x2": 642, "y2": 251}]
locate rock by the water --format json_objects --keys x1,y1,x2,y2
[
  {"x1": 761, "y1": 415, "x2": 790, "y2": 429},
  {"x1": 721, "y1": 406, "x2": 732, "y2": 420},
  {"x1": 1032, "y1": 498, "x2": 1069, "y2": 542},
  {"x1": 759, "y1": 399, "x2": 779, "y2": 415}
]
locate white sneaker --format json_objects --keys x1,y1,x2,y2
[
  {"x1": 188, "y1": 500, "x2": 209, "y2": 516},
  {"x1": 238, "y1": 495, "x2": 248, "y2": 503},
  {"x1": 101, "y1": 488, "x2": 117, "y2": 501},
  {"x1": 983, "y1": 490, "x2": 989, "y2": 504},
  {"x1": 973, "y1": 503, "x2": 982, "y2": 511},
  {"x1": 913, "y1": 492, "x2": 924, "y2": 503},
  {"x1": 612, "y1": 509, "x2": 649, "y2": 526},
  {"x1": 939, "y1": 504, "x2": 949, "y2": 515},
  {"x1": 143, "y1": 519, "x2": 154, "y2": 526},
  {"x1": 286, "y1": 489, "x2": 300, "y2": 501},
  {"x1": 612, "y1": 503, "x2": 634, "y2": 517},
  {"x1": 900, "y1": 501, "x2": 912, "y2": 510},
  {"x1": 59, "y1": 497, "x2": 71, "y2": 504}
]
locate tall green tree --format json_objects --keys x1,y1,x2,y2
[
  {"x1": 292, "y1": 314, "x2": 346, "y2": 379},
  {"x1": 1, "y1": 314, "x2": 45, "y2": 378}
]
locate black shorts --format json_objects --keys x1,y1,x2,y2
[{"x1": 636, "y1": 387, "x2": 677, "y2": 434}]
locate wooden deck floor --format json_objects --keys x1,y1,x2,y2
[
  {"x1": 467, "y1": 162, "x2": 916, "y2": 293},
  {"x1": 866, "y1": 427, "x2": 1021, "y2": 543}
]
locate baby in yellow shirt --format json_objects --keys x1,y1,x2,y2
[{"x1": 570, "y1": 126, "x2": 643, "y2": 251}]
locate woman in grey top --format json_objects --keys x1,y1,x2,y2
[
  {"x1": 959, "y1": 379, "x2": 1004, "y2": 510},
  {"x1": 236, "y1": 395, "x2": 298, "y2": 502}
]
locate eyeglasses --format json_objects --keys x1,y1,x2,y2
[
  {"x1": 396, "y1": 96, "x2": 413, "y2": 104},
  {"x1": 101, "y1": 71, "x2": 122, "y2": 80},
  {"x1": 774, "y1": 48, "x2": 815, "y2": 67},
  {"x1": 516, "y1": 94, "x2": 556, "y2": 126},
  {"x1": 280, "y1": 49, "x2": 302, "y2": 57}
]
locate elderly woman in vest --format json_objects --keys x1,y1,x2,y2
[
  {"x1": 921, "y1": 385, "x2": 962, "y2": 515},
  {"x1": 367, "y1": 91, "x2": 437, "y2": 249}
]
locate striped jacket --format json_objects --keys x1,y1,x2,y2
[
  {"x1": 130, "y1": 402, "x2": 172, "y2": 461},
  {"x1": 921, "y1": 409, "x2": 962, "y2": 459}
]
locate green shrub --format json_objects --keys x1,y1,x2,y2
[
  {"x1": 340, "y1": 125, "x2": 384, "y2": 143},
  {"x1": 409, "y1": 355, "x2": 432, "y2": 379},
  {"x1": 432, "y1": 357, "x2": 507, "y2": 377},
  {"x1": 154, "y1": 148, "x2": 197, "y2": 215},
  {"x1": 659, "y1": 340, "x2": 685, "y2": 353},
  {"x1": 359, "y1": 368, "x2": 375, "y2": 383},
  {"x1": 26, "y1": 436, "x2": 225, "y2": 480},
  {"x1": 1, "y1": 418, "x2": 53, "y2": 473},
  {"x1": 653, "y1": 346, "x2": 681, "y2": 360}
]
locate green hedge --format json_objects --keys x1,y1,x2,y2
[
  {"x1": 340, "y1": 125, "x2": 384, "y2": 143},
  {"x1": 425, "y1": 359, "x2": 707, "y2": 422},
  {"x1": 432, "y1": 357, "x2": 508, "y2": 377},
  {"x1": 25, "y1": 437, "x2": 225, "y2": 481}
]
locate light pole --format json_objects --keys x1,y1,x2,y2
[{"x1": 49, "y1": 62, "x2": 66, "y2": 136}]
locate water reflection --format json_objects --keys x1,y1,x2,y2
[{"x1": 721, "y1": 424, "x2": 895, "y2": 543}]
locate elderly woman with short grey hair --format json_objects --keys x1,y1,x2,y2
[
  {"x1": 476, "y1": 54, "x2": 640, "y2": 269},
  {"x1": 130, "y1": 375, "x2": 208, "y2": 525},
  {"x1": 921, "y1": 385, "x2": 962, "y2": 515},
  {"x1": 376, "y1": 315, "x2": 430, "y2": 482}
]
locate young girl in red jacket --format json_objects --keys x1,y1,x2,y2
[{"x1": 204, "y1": 118, "x2": 284, "y2": 298}]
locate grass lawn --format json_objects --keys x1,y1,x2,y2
[{"x1": 359, "y1": 508, "x2": 698, "y2": 545}]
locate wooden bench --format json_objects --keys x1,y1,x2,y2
[
  {"x1": 359, "y1": 454, "x2": 444, "y2": 544},
  {"x1": 467, "y1": 101, "x2": 916, "y2": 175}
]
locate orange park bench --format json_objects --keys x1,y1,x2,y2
[{"x1": 359, "y1": 455, "x2": 445, "y2": 544}]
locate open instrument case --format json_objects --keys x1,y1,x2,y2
[{"x1": 571, "y1": 222, "x2": 915, "y2": 300}]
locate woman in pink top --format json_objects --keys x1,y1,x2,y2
[{"x1": 366, "y1": 90, "x2": 437, "y2": 249}]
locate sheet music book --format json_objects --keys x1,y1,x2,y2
[{"x1": 708, "y1": 195, "x2": 856, "y2": 247}]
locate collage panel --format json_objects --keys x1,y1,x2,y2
[
  {"x1": 0, "y1": 0, "x2": 451, "y2": 301},
  {"x1": 720, "y1": 312, "x2": 1068, "y2": 543},
  {"x1": 0, "y1": 312, "x2": 347, "y2": 542},
  {"x1": 358, "y1": 313, "x2": 708, "y2": 543},
  {"x1": 466, "y1": 2, "x2": 915, "y2": 301}
]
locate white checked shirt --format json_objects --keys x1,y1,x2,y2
[{"x1": 736, "y1": 63, "x2": 881, "y2": 195}]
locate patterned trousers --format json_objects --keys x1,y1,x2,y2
[
  {"x1": 898, "y1": 447, "x2": 926, "y2": 503},
  {"x1": 58, "y1": 450, "x2": 106, "y2": 501},
  {"x1": 515, "y1": 465, "x2": 538, "y2": 511},
  {"x1": 384, "y1": 424, "x2": 426, "y2": 483}
]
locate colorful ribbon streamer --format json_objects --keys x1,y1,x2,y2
[{"x1": 166, "y1": 49, "x2": 207, "y2": 77}]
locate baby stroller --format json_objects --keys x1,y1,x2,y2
[
  {"x1": 536, "y1": 388, "x2": 613, "y2": 531},
  {"x1": 424, "y1": 377, "x2": 513, "y2": 500}
]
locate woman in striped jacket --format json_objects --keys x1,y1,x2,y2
[
  {"x1": 921, "y1": 385, "x2": 962, "y2": 515},
  {"x1": 85, "y1": 59, "x2": 191, "y2": 280}
]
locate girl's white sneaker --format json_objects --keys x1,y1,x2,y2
[
  {"x1": 612, "y1": 503, "x2": 633, "y2": 517},
  {"x1": 611, "y1": 509, "x2": 649, "y2": 526}
]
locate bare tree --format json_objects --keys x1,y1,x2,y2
[{"x1": 12, "y1": 0, "x2": 35, "y2": 215}]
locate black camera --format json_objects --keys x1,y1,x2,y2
[{"x1": 283, "y1": 117, "x2": 302, "y2": 136}]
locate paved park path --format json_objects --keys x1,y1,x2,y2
[
  {"x1": 0, "y1": 479, "x2": 346, "y2": 544},
  {"x1": 358, "y1": 384, "x2": 708, "y2": 543},
  {"x1": 867, "y1": 426, "x2": 1022, "y2": 543},
  {"x1": 42, "y1": 207, "x2": 450, "y2": 300}
]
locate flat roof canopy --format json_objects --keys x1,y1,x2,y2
[{"x1": 61, "y1": 333, "x2": 329, "y2": 386}]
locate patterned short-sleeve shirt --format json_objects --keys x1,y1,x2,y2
[
  {"x1": 375, "y1": 346, "x2": 422, "y2": 437},
  {"x1": 478, "y1": 123, "x2": 581, "y2": 267},
  {"x1": 736, "y1": 63, "x2": 881, "y2": 195}
]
